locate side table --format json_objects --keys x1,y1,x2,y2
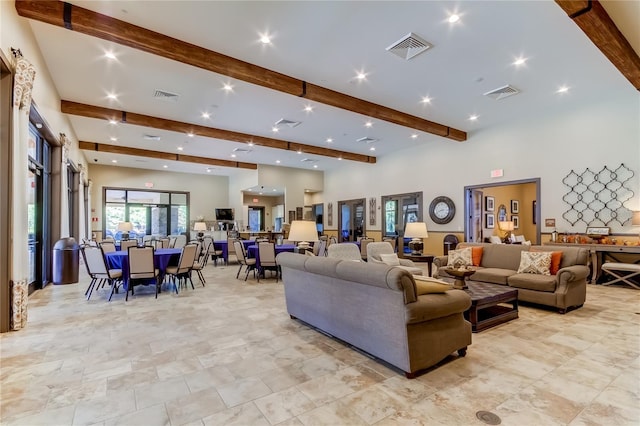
[{"x1": 402, "y1": 253, "x2": 435, "y2": 277}]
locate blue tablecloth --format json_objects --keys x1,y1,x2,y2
[
  {"x1": 247, "y1": 244, "x2": 296, "y2": 268},
  {"x1": 105, "y1": 248, "x2": 181, "y2": 289},
  {"x1": 214, "y1": 240, "x2": 254, "y2": 263}
]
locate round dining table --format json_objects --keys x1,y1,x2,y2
[
  {"x1": 105, "y1": 248, "x2": 182, "y2": 289},
  {"x1": 214, "y1": 240, "x2": 255, "y2": 264},
  {"x1": 246, "y1": 244, "x2": 297, "y2": 269}
]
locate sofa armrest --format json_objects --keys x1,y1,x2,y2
[
  {"x1": 404, "y1": 290, "x2": 471, "y2": 324},
  {"x1": 399, "y1": 259, "x2": 417, "y2": 267},
  {"x1": 557, "y1": 265, "x2": 590, "y2": 285},
  {"x1": 433, "y1": 256, "x2": 448, "y2": 268}
]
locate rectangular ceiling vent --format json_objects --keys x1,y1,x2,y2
[
  {"x1": 153, "y1": 89, "x2": 179, "y2": 101},
  {"x1": 483, "y1": 85, "x2": 520, "y2": 101},
  {"x1": 386, "y1": 33, "x2": 433, "y2": 60},
  {"x1": 143, "y1": 134, "x2": 161, "y2": 141},
  {"x1": 233, "y1": 147, "x2": 252, "y2": 154},
  {"x1": 356, "y1": 136, "x2": 378, "y2": 144},
  {"x1": 300, "y1": 158, "x2": 318, "y2": 163},
  {"x1": 275, "y1": 118, "x2": 301, "y2": 128}
]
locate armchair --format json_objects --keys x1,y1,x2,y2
[{"x1": 366, "y1": 242, "x2": 423, "y2": 275}]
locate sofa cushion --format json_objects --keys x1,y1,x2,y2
[
  {"x1": 508, "y1": 273, "x2": 557, "y2": 292},
  {"x1": 517, "y1": 251, "x2": 552, "y2": 275},
  {"x1": 380, "y1": 253, "x2": 400, "y2": 266},
  {"x1": 448, "y1": 248, "x2": 472, "y2": 267},
  {"x1": 470, "y1": 267, "x2": 515, "y2": 285},
  {"x1": 476, "y1": 243, "x2": 529, "y2": 269}
]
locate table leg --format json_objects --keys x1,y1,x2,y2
[{"x1": 427, "y1": 259, "x2": 433, "y2": 277}]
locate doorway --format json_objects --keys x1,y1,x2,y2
[
  {"x1": 464, "y1": 178, "x2": 540, "y2": 244},
  {"x1": 248, "y1": 206, "x2": 265, "y2": 231},
  {"x1": 338, "y1": 198, "x2": 365, "y2": 242}
]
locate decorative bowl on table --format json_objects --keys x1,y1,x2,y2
[{"x1": 443, "y1": 266, "x2": 476, "y2": 289}]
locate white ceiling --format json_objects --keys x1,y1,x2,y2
[{"x1": 26, "y1": 1, "x2": 637, "y2": 177}]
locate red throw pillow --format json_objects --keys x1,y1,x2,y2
[
  {"x1": 532, "y1": 249, "x2": 563, "y2": 274},
  {"x1": 471, "y1": 246, "x2": 483, "y2": 267}
]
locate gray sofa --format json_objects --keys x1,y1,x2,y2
[
  {"x1": 277, "y1": 252, "x2": 472, "y2": 378},
  {"x1": 434, "y1": 242, "x2": 590, "y2": 313}
]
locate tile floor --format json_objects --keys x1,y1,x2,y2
[{"x1": 1, "y1": 260, "x2": 638, "y2": 425}]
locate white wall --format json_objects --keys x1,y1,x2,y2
[
  {"x1": 88, "y1": 165, "x2": 229, "y2": 229},
  {"x1": 258, "y1": 165, "x2": 323, "y2": 220},
  {"x1": 325, "y1": 95, "x2": 639, "y2": 234}
]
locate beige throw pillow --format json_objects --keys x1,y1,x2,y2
[
  {"x1": 517, "y1": 251, "x2": 552, "y2": 275},
  {"x1": 379, "y1": 253, "x2": 400, "y2": 266},
  {"x1": 413, "y1": 276, "x2": 452, "y2": 294},
  {"x1": 448, "y1": 247, "x2": 472, "y2": 268}
]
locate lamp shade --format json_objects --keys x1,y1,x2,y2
[
  {"x1": 288, "y1": 220, "x2": 318, "y2": 243},
  {"x1": 633, "y1": 211, "x2": 640, "y2": 226},
  {"x1": 404, "y1": 222, "x2": 429, "y2": 239},
  {"x1": 117, "y1": 221, "x2": 132, "y2": 232},
  {"x1": 499, "y1": 221, "x2": 515, "y2": 232},
  {"x1": 193, "y1": 222, "x2": 208, "y2": 231}
]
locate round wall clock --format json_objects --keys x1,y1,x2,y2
[{"x1": 429, "y1": 196, "x2": 456, "y2": 224}]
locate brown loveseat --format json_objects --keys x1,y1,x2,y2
[
  {"x1": 277, "y1": 252, "x2": 472, "y2": 378},
  {"x1": 434, "y1": 242, "x2": 590, "y2": 313}
]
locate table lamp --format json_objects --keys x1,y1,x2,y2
[
  {"x1": 405, "y1": 222, "x2": 428, "y2": 255},
  {"x1": 499, "y1": 221, "x2": 515, "y2": 243},
  {"x1": 288, "y1": 220, "x2": 318, "y2": 253},
  {"x1": 117, "y1": 221, "x2": 133, "y2": 240},
  {"x1": 194, "y1": 222, "x2": 207, "y2": 240}
]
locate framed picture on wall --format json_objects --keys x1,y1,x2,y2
[
  {"x1": 512, "y1": 215, "x2": 520, "y2": 229},
  {"x1": 485, "y1": 213, "x2": 495, "y2": 228},
  {"x1": 485, "y1": 196, "x2": 495, "y2": 212},
  {"x1": 511, "y1": 199, "x2": 520, "y2": 214}
]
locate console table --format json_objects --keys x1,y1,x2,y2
[{"x1": 543, "y1": 242, "x2": 640, "y2": 283}]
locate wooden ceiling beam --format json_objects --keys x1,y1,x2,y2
[
  {"x1": 79, "y1": 141, "x2": 258, "y2": 170},
  {"x1": 16, "y1": 0, "x2": 466, "y2": 141},
  {"x1": 556, "y1": 0, "x2": 640, "y2": 90},
  {"x1": 63, "y1": 100, "x2": 376, "y2": 164}
]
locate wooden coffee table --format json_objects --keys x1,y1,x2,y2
[{"x1": 439, "y1": 279, "x2": 518, "y2": 332}]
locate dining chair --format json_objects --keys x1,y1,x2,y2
[
  {"x1": 166, "y1": 243, "x2": 198, "y2": 291},
  {"x1": 313, "y1": 239, "x2": 327, "y2": 257},
  {"x1": 209, "y1": 240, "x2": 224, "y2": 266},
  {"x1": 168, "y1": 236, "x2": 177, "y2": 248},
  {"x1": 328, "y1": 236, "x2": 338, "y2": 246},
  {"x1": 192, "y1": 240, "x2": 211, "y2": 285},
  {"x1": 100, "y1": 241, "x2": 116, "y2": 253},
  {"x1": 120, "y1": 239, "x2": 138, "y2": 251},
  {"x1": 227, "y1": 237, "x2": 237, "y2": 264},
  {"x1": 80, "y1": 246, "x2": 122, "y2": 301},
  {"x1": 127, "y1": 246, "x2": 160, "y2": 300},
  {"x1": 234, "y1": 240, "x2": 256, "y2": 281},
  {"x1": 159, "y1": 237, "x2": 170, "y2": 249},
  {"x1": 257, "y1": 242, "x2": 279, "y2": 282}
]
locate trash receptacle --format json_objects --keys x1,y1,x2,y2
[{"x1": 53, "y1": 237, "x2": 80, "y2": 284}]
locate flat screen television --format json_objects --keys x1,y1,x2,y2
[{"x1": 215, "y1": 208, "x2": 234, "y2": 221}]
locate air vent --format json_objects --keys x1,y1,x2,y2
[
  {"x1": 233, "y1": 148, "x2": 252, "y2": 154},
  {"x1": 153, "y1": 89, "x2": 179, "y2": 101},
  {"x1": 386, "y1": 33, "x2": 433, "y2": 60},
  {"x1": 275, "y1": 118, "x2": 301, "y2": 128},
  {"x1": 300, "y1": 158, "x2": 318, "y2": 163},
  {"x1": 143, "y1": 134, "x2": 161, "y2": 141},
  {"x1": 356, "y1": 136, "x2": 378, "y2": 144},
  {"x1": 483, "y1": 85, "x2": 520, "y2": 100}
]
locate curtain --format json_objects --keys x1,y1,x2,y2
[
  {"x1": 59, "y1": 133, "x2": 70, "y2": 237},
  {"x1": 11, "y1": 53, "x2": 36, "y2": 331}
]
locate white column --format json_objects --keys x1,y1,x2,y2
[
  {"x1": 78, "y1": 163, "x2": 86, "y2": 241},
  {"x1": 59, "y1": 133, "x2": 70, "y2": 238},
  {"x1": 87, "y1": 179, "x2": 94, "y2": 239}
]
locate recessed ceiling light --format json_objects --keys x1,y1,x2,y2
[
  {"x1": 513, "y1": 57, "x2": 527, "y2": 66},
  {"x1": 420, "y1": 96, "x2": 432, "y2": 104},
  {"x1": 163, "y1": 165, "x2": 168, "y2": 169},
  {"x1": 108, "y1": 119, "x2": 118, "y2": 125},
  {"x1": 411, "y1": 134, "x2": 418, "y2": 139},
  {"x1": 230, "y1": 154, "x2": 236, "y2": 158},
  {"x1": 275, "y1": 160, "x2": 281, "y2": 164},
  {"x1": 259, "y1": 33, "x2": 271, "y2": 44},
  {"x1": 326, "y1": 138, "x2": 333, "y2": 143},
  {"x1": 177, "y1": 146, "x2": 184, "y2": 151},
  {"x1": 187, "y1": 132, "x2": 194, "y2": 137},
  {"x1": 272, "y1": 189, "x2": 277, "y2": 192},
  {"x1": 222, "y1": 83, "x2": 233, "y2": 92},
  {"x1": 338, "y1": 157, "x2": 343, "y2": 161},
  {"x1": 107, "y1": 93, "x2": 117, "y2": 100},
  {"x1": 469, "y1": 114, "x2": 479, "y2": 121},
  {"x1": 365, "y1": 121, "x2": 373, "y2": 128},
  {"x1": 110, "y1": 137, "x2": 117, "y2": 142},
  {"x1": 111, "y1": 159, "x2": 117, "y2": 163},
  {"x1": 104, "y1": 51, "x2": 116, "y2": 60},
  {"x1": 206, "y1": 168, "x2": 212, "y2": 173},
  {"x1": 201, "y1": 112, "x2": 210, "y2": 119},
  {"x1": 304, "y1": 105, "x2": 313, "y2": 112},
  {"x1": 297, "y1": 150, "x2": 302, "y2": 154},
  {"x1": 557, "y1": 86, "x2": 570, "y2": 93},
  {"x1": 369, "y1": 147, "x2": 376, "y2": 151},
  {"x1": 313, "y1": 165, "x2": 318, "y2": 168},
  {"x1": 247, "y1": 142, "x2": 254, "y2": 147},
  {"x1": 448, "y1": 14, "x2": 460, "y2": 23},
  {"x1": 259, "y1": 192, "x2": 263, "y2": 195},
  {"x1": 272, "y1": 127, "x2": 279, "y2": 133},
  {"x1": 355, "y1": 71, "x2": 367, "y2": 81}
]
